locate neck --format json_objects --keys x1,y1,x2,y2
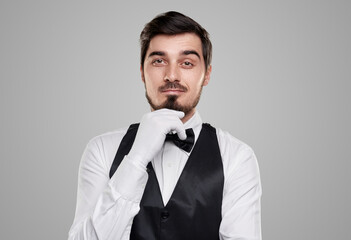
[{"x1": 181, "y1": 109, "x2": 196, "y2": 123}]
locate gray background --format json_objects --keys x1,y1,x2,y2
[{"x1": 1, "y1": 0, "x2": 350, "y2": 239}]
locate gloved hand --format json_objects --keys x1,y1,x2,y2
[{"x1": 127, "y1": 109, "x2": 186, "y2": 169}]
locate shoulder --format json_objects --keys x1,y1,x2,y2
[
  {"x1": 215, "y1": 127, "x2": 259, "y2": 178},
  {"x1": 216, "y1": 127, "x2": 255, "y2": 156},
  {"x1": 87, "y1": 127, "x2": 129, "y2": 149},
  {"x1": 81, "y1": 127, "x2": 130, "y2": 172}
]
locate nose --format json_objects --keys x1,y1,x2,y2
[{"x1": 164, "y1": 63, "x2": 180, "y2": 82}]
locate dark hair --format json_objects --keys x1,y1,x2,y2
[{"x1": 140, "y1": 11, "x2": 212, "y2": 70}]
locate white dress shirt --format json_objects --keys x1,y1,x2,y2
[{"x1": 68, "y1": 112, "x2": 262, "y2": 240}]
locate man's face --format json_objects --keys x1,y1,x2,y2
[{"x1": 141, "y1": 33, "x2": 211, "y2": 118}]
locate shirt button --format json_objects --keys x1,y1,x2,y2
[{"x1": 161, "y1": 211, "x2": 170, "y2": 220}]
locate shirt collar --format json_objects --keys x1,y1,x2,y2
[{"x1": 183, "y1": 111, "x2": 202, "y2": 129}]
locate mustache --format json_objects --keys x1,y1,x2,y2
[{"x1": 159, "y1": 82, "x2": 188, "y2": 92}]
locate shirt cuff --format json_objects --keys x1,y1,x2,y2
[{"x1": 109, "y1": 155, "x2": 148, "y2": 202}]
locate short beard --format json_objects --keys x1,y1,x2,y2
[{"x1": 145, "y1": 82, "x2": 203, "y2": 116}]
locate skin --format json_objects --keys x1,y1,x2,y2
[{"x1": 141, "y1": 33, "x2": 212, "y2": 123}]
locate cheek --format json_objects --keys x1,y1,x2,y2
[
  {"x1": 184, "y1": 70, "x2": 205, "y2": 89},
  {"x1": 145, "y1": 81, "x2": 157, "y2": 95},
  {"x1": 144, "y1": 75, "x2": 161, "y2": 97},
  {"x1": 145, "y1": 68, "x2": 164, "y2": 85}
]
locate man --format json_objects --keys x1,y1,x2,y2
[{"x1": 69, "y1": 11, "x2": 262, "y2": 240}]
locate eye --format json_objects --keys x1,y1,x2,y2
[
  {"x1": 182, "y1": 61, "x2": 194, "y2": 67},
  {"x1": 152, "y1": 59, "x2": 165, "y2": 65}
]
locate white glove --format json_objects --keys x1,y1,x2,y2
[{"x1": 127, "y1": 109, "x2": 186, "y2": 168}]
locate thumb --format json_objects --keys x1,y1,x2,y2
[{"x1": 169, "y1": 110, "x2": 185, "y2": 119}]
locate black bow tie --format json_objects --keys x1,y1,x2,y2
[{"x1": 165, "y1": 128, "x2": 195, "y2": 153}]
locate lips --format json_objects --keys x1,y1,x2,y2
[
  {"x1": 161, "y1": 89, "x2": 185, "y2": 93},
  {"x1": 159, "y1": 82, "x2": 188, "y2": 93}
]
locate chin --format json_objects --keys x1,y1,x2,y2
[{"x1": 146, "y1": 92, "x2": 196, "y2": 115}]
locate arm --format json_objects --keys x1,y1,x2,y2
[
  {"x1": 68, "y1": 136, "x2": 148, "y2": 240},
  {"x1": 218, "y1": 131, "x2": 262, "y2": 240},
  {"x1": 68, "y1": 109, "x2": 186, "y2": 239}
]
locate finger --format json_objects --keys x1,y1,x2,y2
[
  {"x1": 176, "y1": 129, "x2": 187, "y2": 140},
  {"x1": 172, "y1": 122, "x2": 186, "y2": 140}
]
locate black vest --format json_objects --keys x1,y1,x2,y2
[{"x1": 109, "y1": 123, "x2": 224, "y2": 240}]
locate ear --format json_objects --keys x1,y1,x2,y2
[
  {"x1": 202, "y1": 65, "x2": 212, "y2": 86},
  {"x1": 140, "y1": 65, "x2": 145, "y2": 83}
]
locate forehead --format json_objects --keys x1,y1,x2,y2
[{"x1": 147, "y1": 33, "x2": 203, "y2": 57}]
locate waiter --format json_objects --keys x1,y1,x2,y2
[{"x1": 69, "y1": 11, "x2": 262, "y2": 240}]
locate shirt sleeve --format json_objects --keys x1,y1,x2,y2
[
  {"x1": 68, "y1": 135, "x2": 148, "y2": 240},
  {"x1": 218, "y1": 130, "x2": 262, "y2": 240}
]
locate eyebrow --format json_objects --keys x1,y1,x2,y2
[
  {"x1": 148, "y1": 51, "x2": 165, "y2": 58},
  {"x1": 182, "y1": 50, "x2": 201, "y2": 59},
  {"x1": 147, "y1": 50, "x2": 201, "y2": 59}
]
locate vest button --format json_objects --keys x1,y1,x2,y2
[{"x1": 161, "y1": 211, "x2": 170, "y2": 220}]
